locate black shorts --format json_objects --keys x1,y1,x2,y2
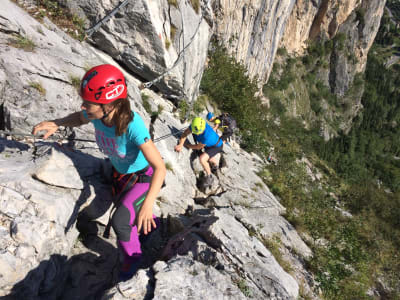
[{"x1": 204, "y1": 144, "x2": 223, "y2": 158}]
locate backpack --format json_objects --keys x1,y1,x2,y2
[{"x1": 218, "y1": 113, "x2": 237, "y2": 141}]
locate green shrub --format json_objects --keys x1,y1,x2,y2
[
  {"x1": 32, "y1": 0, "x2": 86, "y2": 41},
  {"x1": 141, "y1": 93, "x2": 152, "y2": 114},
  {"x1": 165, "y1": 38, "x2": 171, "y2": 49},
  {"x1": 170, "y1": 24, "x2": 177, "y2": 40},
  {"x1": 310, "y1": 92, "x2": 322, "y2": 114},
  {"x1": 277, "y1": 47, "x2": 287, "y2": 56},
  {"x1": 334, "y1": 33, "x2": 347, "y2": 51},
  {"x1": 178, "y1": 100, "x2": 189, "y2": 121},
  {"x1": 262, "y1": 235, "x2": 293, "y2": 274},
  {"x1": 269, "y1": 95, "x2": 287, "y2": 116},
  {"x1": 193, "y1": 95, "x2": 207, "y2": 115},
  {"x1": 200, "y1": 45, "x2": 268, "y2": 152},
  {"x1": 168, "y1": 0, "x2": 179, "y2": 8},
  {"x1": 69, "y1": 75, "x2": 81, "y2": 91},
  {"x1": 9, "y1": 35, "x2": 35, "y2": 52},
  {"x1": 234, "y1": 279, "x2": 252, "y2": 297},
  {"x1": 190, "y1": 0, "x2": 200, "y2": 13},
  {"x1": 165, "y1": 162, "x2": 174, "y2": 173},
  {"x1": 29, "y1": 82, "x2": 46, "y2": 95},
  {"x1": 356, "y1": 8, "x2": 366, "y2": 28}
]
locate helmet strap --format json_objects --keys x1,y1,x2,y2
[{"x1": 101, "y1": 104, "x2": 112, "y2": 120}]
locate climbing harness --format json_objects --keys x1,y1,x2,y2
[{"x1": 103, "y1": 165, "x2": 152, "y2": 239}]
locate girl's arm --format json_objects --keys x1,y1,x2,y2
[
  {"x1": 174, "y1": 128, "x2": 192, "y2": 152},
  {"x1": 186, "y1": 142, "x2": 205, "y2": 150},
  {"x1": 32, "y1": 111, "x2": 89, "y2": 139},
  {"x1": 136, "y1": 140, "x2": 166, "y2": 235}
]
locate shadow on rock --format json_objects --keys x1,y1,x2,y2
[
  {"x1": 57, "y1": 146, "x2": 113, "y2": 234},
  {"x1": 5, "y1": 234, "x2": 118, "y2": 300},
  {"x1": 0, "y1": 136, "x2": 30, "y2": 153},
  {"x1": 4, "y1": 144, "x2": 119, "y2": 299},
  {"x1": 160, "y1": 209, "x2": 223, "y2": 269}
]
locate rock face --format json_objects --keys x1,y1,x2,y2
[
  {"x1": 60, "y1": 0, "x2": 213, "y2": 102},
  {"x1": 281, "y1": 0, "x2": 362, "y2": 56},
  {"x1": 279, "y1": 0, "x2": 386, "y2": 135},
  {"x1": 213, "y1": 0, "x2": 296, "y2": 83},
  {"x1": 330, "y1": 0, "x2": 386, "y2": 96},
  {"x1": 0, "y1": 1, "x2": 313, "y2": 299}
]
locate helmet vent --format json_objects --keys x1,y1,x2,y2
[
  {"x1": 106, "y1": 81, "x2": 115, "y2": 87},
  {"x1": 95, "y1": 91, "x2": 102, "y2": 100}
]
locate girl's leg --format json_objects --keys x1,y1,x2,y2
[
  {"x1": 112, "y1": 166, "x2": 154, "y2": 256},
  {"x1": 111, "y1": 167, "x2": 158, "y2": 278}
]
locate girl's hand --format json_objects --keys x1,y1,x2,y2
[
  {"x1": 32, "y1": 121, "x2": 59, "y2": 139},
  {"x1": 174, "y1": 144, "x2": 183, "y2": 152},
  {"x1": 136, "y1": 202, "x2": 156, "y2": 235}
]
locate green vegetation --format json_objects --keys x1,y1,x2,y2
[
  {"x1": 69, "y1": 75, "x2": 81, "y2": 91},
  {"x1": 154, "y1": 104, "x2": 164, "y2": 118},
  {"x1": 141, "y1": 93, "x2": 163, "y2": 119},
  {"x1": 234, "y1": 278, "x2": 252, "y2": 297},
  {"x1": 262, "y1": 235, "x2": 293, "y2": 274},
  {"x1": 167, "y1": 0, "x2": 179, "y2": 8},
  {"x1": 14, "y1": 0, "x2": 86, "y2": 41},
  {"x1": 189, "y1": 0, "x2": 200, "y2": 14},
  {"x1": 141, "y1": 93, "x2": 152, "y2": 115},
  {"x1": 29, "y1": 82, "x2": 46, "y2": 95},
  {"x1": 165, "y1": 162, "x2": 174, "y2": 173},
  {"x1": 8, "y1": 34, "x2": 36, "y2": 52},
  {"x1": 36, "y1": 26, "x2": 45, "y2": 36},
  {"x1": 178, "y1": 100, "x2": 189, "y2": 121},
  {"x1": 170, "y1": 24, "x2": 177, "y2": 41},
  {"x1": 201, "y1": 45, "x2": 270, "y2": 153},
  {"x1": 165, "y1": 38, "x2": 171, "y2": 49},
  {"x1": 192, "y1": 95, "x2": 208, "y2": 115},
  {"x1": 200, "y1": 35, "x2": 400, "y2": 298}
]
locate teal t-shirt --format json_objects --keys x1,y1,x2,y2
[{"x1": 83, "y1": 110, "x2": 150, "y2": 174}]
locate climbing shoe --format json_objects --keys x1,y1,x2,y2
[
  {"x1": 211, "y1": 164, "x2": 218, "y2": 174},
  {"x1": 204, "y1": 174, "x2": 214, "y2": 187},
  {"x1": 119, "y1": 254, "x2": 142, "y2": 282}
]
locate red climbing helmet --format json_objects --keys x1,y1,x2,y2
[{"x1": 80, "y1": 64, "x2": 127, "y2": 104}]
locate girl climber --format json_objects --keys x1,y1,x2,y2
[{"x1": 32, "y1": 64, "x2": 166, "y2": 281}]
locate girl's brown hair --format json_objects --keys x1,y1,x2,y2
[{"x1": 112, "y1": 98, "x2": 133, "y2": 136}]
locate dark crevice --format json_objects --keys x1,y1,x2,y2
[
  {"x1": 309, "y1": 0, "x2": 330, "y2": 40},
  {"x1": 148, "y1": 114, "x2": 158, "y2": 141},
  {"x1": 27, "y1": 72, "x2": 71, "y2": 85},
  {"x1": 329, "y1": 42, "x2": 338, "y2": 94},
  {"x1": 143, "y1": 268, "x2": 156, "y2": 300},
  {"x1": 113, "y1": 57, "x2": 166, "y2": 96},
  {"x1": 0, "y1": 102, "x2": 11, "y2": 131},
  {"x1": 0, "y1": 103, "x2": 5, "y2": 130}
]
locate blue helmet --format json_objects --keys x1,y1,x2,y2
[{"x1": 206, "y1": 112, "x2": 214, "y2": 121}]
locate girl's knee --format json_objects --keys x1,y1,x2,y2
[
  {"x1": 199, "y1": 153, "x2": 208, "y2": 163},
  {"x1": 112, "y1": 205, "x2": 132, "y2": 241}
]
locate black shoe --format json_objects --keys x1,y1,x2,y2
[
  {"x1": 204, "y1": 174, "x2": 214, "y2": 187},
  {"x1": 211, "y1": 165, "x2": 218, "y2": 174}
]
